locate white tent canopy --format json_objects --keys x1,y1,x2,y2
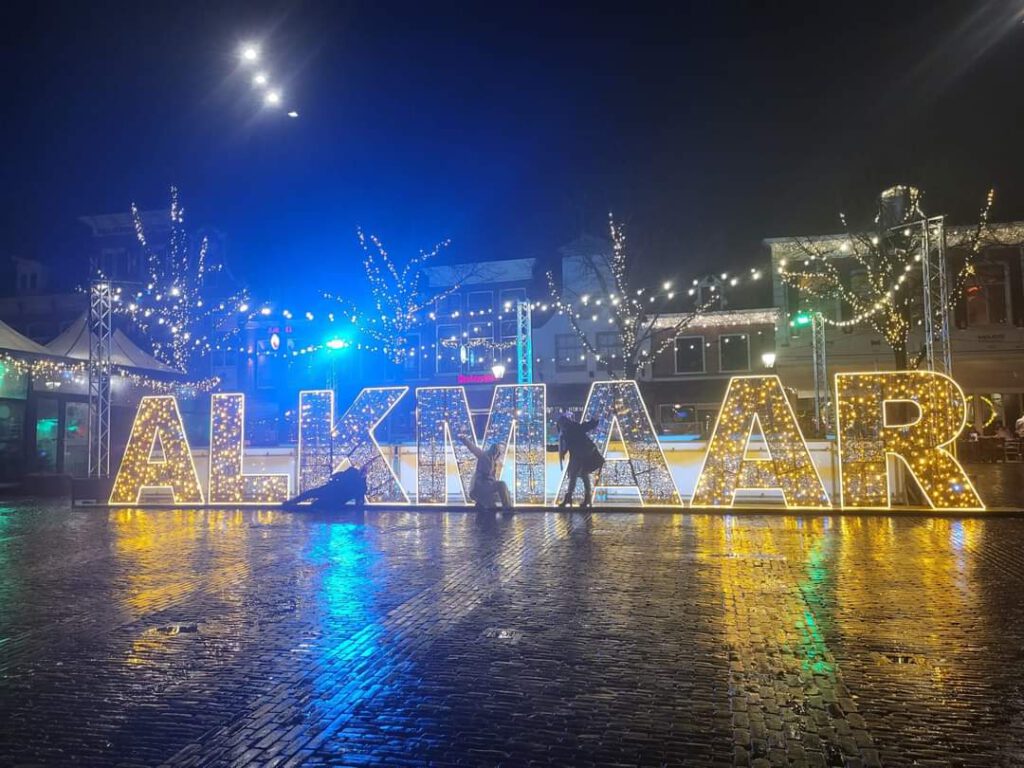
[
  {"x1": 45, "y1": 313, "x2": 179, "y2": 374},
  {"x1": 0, "y1": 318, "x2": 53, "y2": 356}
]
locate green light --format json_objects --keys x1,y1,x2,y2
[{"x1": 790, "y1": 312, "x2": 813, "y2": 327}]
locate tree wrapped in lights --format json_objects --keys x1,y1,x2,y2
[
  {"x1": 547, "y1": 213, "x2": 718, "y2": 379},
  {"x1": 116, "y1": 186, "x2": 247, "y2": 373},
  {"x1": 330, "y1": 230, "x2": 478, "y2": 366},
  {"x1": 775, "y1": 186, "x2": 1008, "y2": 369}
]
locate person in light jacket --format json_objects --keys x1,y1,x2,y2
[{"x1": 457, "y1": 434, "x2": 512, "y2": 510}]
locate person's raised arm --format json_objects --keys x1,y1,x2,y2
[{"x1": 457, "y1": 433, "x2": 485, "y2": 459}]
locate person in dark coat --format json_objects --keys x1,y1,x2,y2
[
  {"x1": 457, "y1": 434, "x2": 512, "y2": 510},
  {"x1": 282, "y1": 466, "x2": 367, "y2": 511},
  {"x1": 557, "y1": 414, "x2": 604, "y2": 508}
]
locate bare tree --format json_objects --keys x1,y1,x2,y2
[
  {"x1": 775, "y1": 186, "x2": 1008, "y2": 369},
  {"x1": 328, "y1": 230, "x2": 479, "y2": 366},
  {"x1": 115, "y1": 186, "x2": 247, "y2": 373},
  {"x1": 547, "y1": 213, "x2": 717, "y2": 379}
]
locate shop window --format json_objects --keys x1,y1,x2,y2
[
  {"x1": 0, "y1": 401, "x2": 26, "y2": 481},
  {"x1": 63, "y1": 402, "x2": 89, "y2": 478},
  {"x1": 35, "y1": 397, "x2": 59, "y2": 473}
]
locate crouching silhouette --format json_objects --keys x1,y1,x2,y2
[{"x1": 283, "y1": 466, "x2": 367, "y2": 511}]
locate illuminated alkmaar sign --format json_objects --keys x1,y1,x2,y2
[{"x1": 109, "y1": 372, "x2": 984, "y2": 511}]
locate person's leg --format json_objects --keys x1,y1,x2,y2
[
  {"x1": 561, "y1": 470, "x2": 578, "y2": 506},
  {"x1": 496, "y1": 481, "x2": 512, "y2": 510},
  {"x1": 282, "y1": 488, "x2": 318, "y2": 509},
  {"x1": 581, "y1": 472, "x2": 592, "y2": 508}
]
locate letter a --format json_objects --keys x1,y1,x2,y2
[
  {"x1": 692, "y1": 376, "x2": 829, "y2": 508},
  {"x1": 110, "y1": 396, "x2": 204, "y2": 505},
  {"x1": 835, "y1": 371, "x2": 983, "y2": 510},
  {"x1": 557, "y1": 381, "x2": 681, "y2": 506}
]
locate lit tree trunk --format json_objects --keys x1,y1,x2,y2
[{"x1": 893, "y1": 344, "x2": 908, "y2": 371}]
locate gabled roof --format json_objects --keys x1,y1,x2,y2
[
  {"x1": 46, "y1": 313, "x2": 179, "y2": 375},
  {"x1": 0, "y1": 318, "x2": 53, "y2": 356}
]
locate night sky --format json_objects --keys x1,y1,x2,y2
[{"x1": 2, "y1": 0, "x2": 1023, "y2": 301}]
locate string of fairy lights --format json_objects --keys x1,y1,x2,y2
[
  {"x1": 0, "y1": 351, "x2": 220, "y2": 396},
  {"x1": 773, "y1": 189, "x2": 1020, "y2": 349},
  {"x1": 94, "y1": 186, "x2": 249, "y2": 375}
]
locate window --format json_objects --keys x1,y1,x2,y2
[
  {"x1": 466, "y1": 291, "x2": 493, "y2": 315},
  {"x1": 555, "y1": 333, "x2": 586, "y2": 371},
  {"x1": 966, "y1": 262, "x2": 1009, "y2": 327},
  {"x1": 500, "y1": 319, "x2": 518, "y2": 340},
  {"x1": 0, "y1": 363, "x2": 28, "y2": 399},
  {"x1": 596, "y1": 331, "x2": 623, "y2": 370},
  {"x1": 436, "y1": 293, "x2": 461, "y2": 320},
  {"x1": 674, "y1": 335, "x2": 705, "y2": 374},
  {"x1": 500, "y1": 288, "x2": 528, "y2": 312},
  {"x1": 464, "y1": 324, "x2": 492, "y2": 373},
  {"x1": 436, "y1": 323, "x2": 461, "y2": 374},
  {"x1": 658, "y1": 404, "x2": 718, "y2": 437},
  {"x1": 402, "y1": 333, "x2": 421, "y2": 378},
  {"x1": 719, "y1": 333, "x2": 750, "y2": 372}
]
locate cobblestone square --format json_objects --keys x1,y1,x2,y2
[{"x1": 3, "y1": 500, "x2": 1024, "y2": 766}]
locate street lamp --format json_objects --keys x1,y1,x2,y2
[
  {"x1": 491, "y1": 363, "x2": 506, "y2": 380},
  {"x1": 761, "y1": 351, "x2": 777, "y2": 369},
  {"x1": 240, "y1": 44, "x2": 260, "y2": 63}
]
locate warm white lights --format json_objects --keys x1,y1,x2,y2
[
  {"x1": 110, "y1": 396, "x2": 204, "y2": 505},
  {"x1": 264, "y1": 90, "x2": 281, "y2": 106}
]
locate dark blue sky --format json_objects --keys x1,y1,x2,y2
[{"x1": 3, "y1": 0, "x2": 1024, "y2": 301}]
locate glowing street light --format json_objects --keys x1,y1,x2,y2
[
  {"x1": 264, "y1": 90, "x2": 281, "y2": 106},
  {"x1": 252, "y1": 72, "x2": 268, "y2": 87},
  {"x1": 761, "y1": 351, "x2": 777, "y2": 368},
  {"x1": 491, "y1": 363, "x2": 506, "y2": 380},
  {"x1": 240, "y1": 43, "x2": 260, "y2": 63},
  {"x1": 287, "y1": 111, "x2": 299, "y2": 118}
]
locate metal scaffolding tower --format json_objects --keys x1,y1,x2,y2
[
  {"x1": 811, "y1": 311, "x2": 830, "y2": 434},
  {"x1": 918, "y1": 215, "x2": 953, "y2": 376},
  {"x1": 515, "y1": 300, "x2": 533, "y2": 384},
  {"x1": 88, "y1": 280, "x2": 112, "y2": 478}
]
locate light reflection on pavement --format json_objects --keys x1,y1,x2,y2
[{"x1": 1, "y1": 501, "x2": 1024, "y2": 765}]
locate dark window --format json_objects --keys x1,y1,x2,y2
[
  {"x1": 403, "y1": 333, "x2": 421, "y2": 378},
  {"x1": 466, "y1": 291, "x2": 492, "y2": 315},
  {"x1": 500, "y1": 288, "x2": 527, "y2": 312},
  {"x1": 966, "y1": 262, "x2": 1009, "y2": 327},
  {"x1": 719, "y1": 333, "x2": 750, "y2": 372},
  {"x1": 596, "y1": 331, "x2": 623, "y2": 369},
  {"x1": 674, "y1": 335, "x2": 704, "y2": 374},
  {"x1": 555, "y1": 333, "x2": 586, "y2": 371},
  {"x1": 436, "y1": 324, "x2": 461, "y2": 374},
  {"x1": 436, "y1": 294, "x2": 461, "y2": 320},
  {"x1": 657, "y1": 403, "x2": 719, "y2": 437}
]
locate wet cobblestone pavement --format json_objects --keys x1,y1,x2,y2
[{"x1": 3, "y1": 502, "x2": 1024, "y2": 766}]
